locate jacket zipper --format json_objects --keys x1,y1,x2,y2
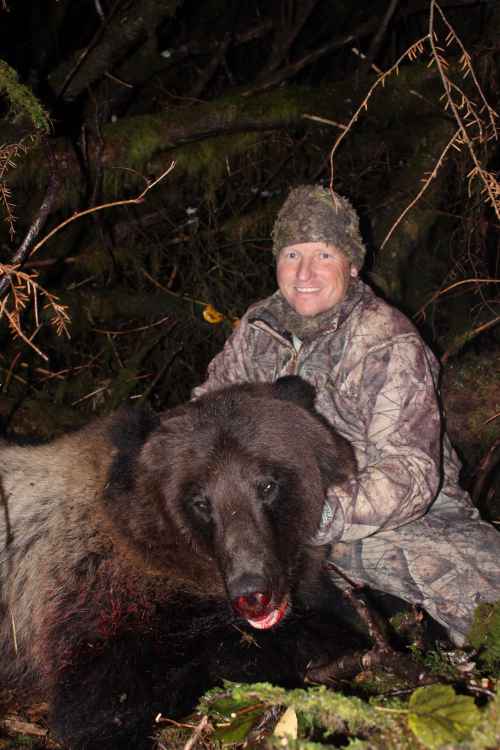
[{"x1": 250, "y1": 319, "x2": 300, "y2": 376}]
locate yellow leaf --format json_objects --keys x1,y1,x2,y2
[
  {"x1": 203, "y1": 304, "x2": 225, "y2": 324},
  {"x1": 273, "y1": 707, "x2": 298, "y2": 740}
]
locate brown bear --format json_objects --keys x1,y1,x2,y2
[{"x1": 0, "y1": 376, "x2": 356, "y2": 749}]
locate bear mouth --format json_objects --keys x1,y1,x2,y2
[{"x1": 243, "y1": 597, "x2": 289, "y2": 630}]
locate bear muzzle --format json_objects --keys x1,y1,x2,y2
[
  {"x1": 228, "y1": 573, "x2": 289, "y2": 629},
  {"x1": 233, "y1": 592, "x2": 289, "y2": 629}
]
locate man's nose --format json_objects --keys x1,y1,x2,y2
[{"x1": 296, "y1": 257, "x2": 313, "y2": 280}]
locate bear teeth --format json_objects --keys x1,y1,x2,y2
[{"x1": 247, "y1": 599, "x2": 288, "y2": 630}]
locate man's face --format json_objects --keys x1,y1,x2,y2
[{"x1": 276, "y1": 242, "x2": 358, "y2": 317}]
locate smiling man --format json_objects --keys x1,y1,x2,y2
[
  {"x1": 277, "y1": 242, "x2": 356, "y2": 316},
  {"x1": 193, "y1": 184, "x2": 500, "y2": 646}
]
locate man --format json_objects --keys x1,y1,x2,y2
[{"x1": 193, "y1": 184, "x2": 500, "y2": 646}]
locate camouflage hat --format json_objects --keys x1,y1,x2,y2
[{"x1": 272, "y1": 185, "x2": 366, "y2": 269}]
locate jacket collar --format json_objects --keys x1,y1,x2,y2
[{"x1": 249, "y1": 278, "x2": 365, "y2": 342}]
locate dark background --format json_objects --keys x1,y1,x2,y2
[{"x1": 0, "y1": 0, "x2": 498, "y2": 505}]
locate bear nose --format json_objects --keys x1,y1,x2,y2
[{"x1": 233, "y1": 591, "x2": 271, "y2": 619}]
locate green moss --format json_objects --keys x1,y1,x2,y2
[
  {"x1": 4, "y1": 82, "x2": 346, "y2": 204},
  {"x1": 208, "y1": 682, "x2": 394, "y2": 737},
  {"x1": 468, "y1": 602, "x2": 500, "y2": 673},
  {"x1": 0, "y1": 59, "x2": 50, "y2": 132},
  {"x1": 174, "y1": 131, "x2": 260, "y2": 192},
  {"x1": 102, "y1": 86, "x2": 320, "y2": 182},
  {"x1": 106, "y1": 114, "x2": 165, "y2": 171},
  {"x1": 194, "y1": 682, "x2": 429, "y2": 749}
]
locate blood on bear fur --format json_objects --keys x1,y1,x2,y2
[{"x1": 0, "y1": 376, "x2": 356, "y2": 750}]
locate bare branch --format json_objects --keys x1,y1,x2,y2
[
  {"x1": 361, "y1": 0, "x2": 401, "y2": 73},
  {"x1": 327, "y1": 34, "x2": 430, "y2": 181},
  {"x1": 29, "y1": 161, "x2": 176, "y2": 258},
  {"x1": 417, "y1": 276, "x2": 500, "y2": 318},
  {"x1": 258, "y1": 0, "x2": 320, "y2": 79},
  {"x1": 0, "y1": 141, "x2": 27, "y2": 238},
  {"x1": 429, "y1": 0, "x2": 499, "y2": 221},
  {"x1": 380, "y1": 129, "x2": 462, "y2": 248},
  {"x1": 190, "y1": 36, "x2": 231, "y2": 99},
  {"x1": 0, "y1": 160, "x2": 60, "y2": 297},
  {"x1": 51, "y1": 0, "x2": 177, "y2": 100},
  {"x1": 0, "y1": 162, "x2": 175, "y2": 360}
]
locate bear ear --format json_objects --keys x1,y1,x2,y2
[
  {"x1": 272, "y1": 375, "x2": 316, "y2": 411},
  {"x1": 109, "y1": 405, "x2": 159, "y2": 455}
]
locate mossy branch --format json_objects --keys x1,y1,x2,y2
[{"x1": 0, "y1": 59, "x2": 50, "y2": 132}]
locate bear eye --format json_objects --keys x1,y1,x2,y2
[
  {"x1": 190, "y1": 493, "x2": 211, "y2": 518},
  {"x1": 258, "y1": 479, "x2": 280, "y2": 503}
]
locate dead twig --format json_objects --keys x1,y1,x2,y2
[
  {"x1": 428, "y1": 1, "x2": 499, "y2": 221},
  {"x1": 302, "y1": 113, "x2": 346, "y2": 130},
  {"x1": 327, "y1": 0, "x2": 499, "y2": 265},
  {"x1": 0, "y1": 155, "x2": 60, "y2": 297},
  {"x1": 29, "y1": 161, "x2": 176, "y2": 258},
  {"x1": 2, "y1": 716, "x2": 48, "y2": 738},
  {"x1": 380, "y1": 129, "x2": 462, "y2": 249},
  {"x1": 416, "y1": 276, "x2": 500, "y2": 320},
  {"x1": 182, "y1": 714, "x2": 210, "y2": 750},
  {"x1": 441, "y1": 315, "x2": 500, "y2": 363},
  {"x1": 0, "y1": 142, "x2": 26, "y2": 238},
  {"x1": 306, "y1": 645, "x2": 432, "y2": 686},
  {"x1": 327, "y1": 561, "x2": 393, "y2": 652},
  {"x1": 92, "y1": 316, "x2": 174, "y2": 336},
  {"x1": 0, "y1": 264, "x2": 70, "y2": 359},
  {"x1": 0, "y1": 162, "x2": 176, "y2": 359},
  {"x1": 327, "y1": 33, "x2": 429, "y2": 186},
  {"x1": 0, "y1": 146, "x2": 174, "y2": 362}
]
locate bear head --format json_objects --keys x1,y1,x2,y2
[{"x1": 103, "y1": 376, "x2": 355, "y2": 631}]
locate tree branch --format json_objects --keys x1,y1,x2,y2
[
  {"x1": 49, "y1": 0, "x2": 182, "y2": 100},
  {"x1": 0, "y1": 157, "x2": 60, "y2": 298},
  {"x1": 362, "y1": 0, "x2": 401, "y2": 73},
  {"x1": 258, "y1": 0, "x2": 320, "y2": 79}
]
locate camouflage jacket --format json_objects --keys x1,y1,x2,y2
[{"x1": 193, "y1": 279, "x2": 472, "y2": 544}]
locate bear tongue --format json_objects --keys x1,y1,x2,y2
[{"x1": 246, "y1": 598, "x2": 289, "y2": 630}]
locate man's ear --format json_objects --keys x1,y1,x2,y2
[{"x1": 272, "y1": 375, "x2": 316, "y2": 411}]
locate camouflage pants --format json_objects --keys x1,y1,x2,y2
[{"x1": 329, "y1": 497, "x2": 500, "y2": 646}]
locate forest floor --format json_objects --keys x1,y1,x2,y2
[{"x1": 2, "y1": 606, "x2": 500, "y2": 750}]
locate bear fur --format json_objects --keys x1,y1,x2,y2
[{"x1": 0, "y1": 377, "x2": 356, "y2": 749}]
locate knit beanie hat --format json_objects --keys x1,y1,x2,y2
[{"x1": 272, "y1": 185, "x2": 366, "y2": 269}]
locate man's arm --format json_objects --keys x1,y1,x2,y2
[{"x1": 313, "y1": 336, "x2": 443, "y2": 543}]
